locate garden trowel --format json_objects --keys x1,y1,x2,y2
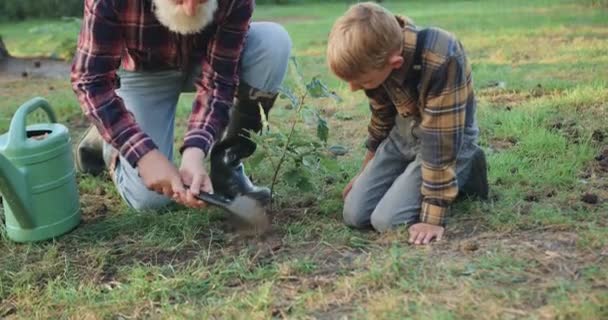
[{"x1": 193, "y1": 191, "x2": 270, "y2": 232}]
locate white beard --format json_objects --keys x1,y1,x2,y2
[{"x1": 152, "y1": 0, "x2": 218, "y2": 35}]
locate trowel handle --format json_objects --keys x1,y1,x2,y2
[
  {"x1": 194, "y1": 191, "x2": 231, "y2": 208},
  {"x1": 182, "y1": 184, "x2": 231, "y2": 208},
  {"x1": 8, "y1": 97, "x2": 57, "y2": 147}
]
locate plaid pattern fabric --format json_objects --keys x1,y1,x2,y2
[
  {"x1": 364, "y1": 16, "x2": 476, "y2": 226},
  {"x1": 71, "y1": 0, "x2": 253, "y2": 167}
]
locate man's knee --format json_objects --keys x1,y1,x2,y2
[
  {"x1": 113, "y1": 165, "x2": 172, "y2": 212},
  {"x1": 124, "y1": 191, "x2": 171, "y2": 212},
  {"x1": 257, "y1": 22, "x2": 292, "y2": 64},
  {"x1": 245, "y1": 22, "x2": 292, "y2": 85}
]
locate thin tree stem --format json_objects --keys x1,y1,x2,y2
[{"x1": 270, "y1": 92, "x2": 308, "y2": 209}]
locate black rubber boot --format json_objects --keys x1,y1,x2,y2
[
  {"x1": 209, "y1": 83, "x2": 277, "y2": 204},
  {"x1": 460, "y1": 148, "x2": 490, "y2": 200}
]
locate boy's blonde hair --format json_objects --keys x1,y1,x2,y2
[{"x1": 327, "y1": 2, "x2": 403, "y2": 80}]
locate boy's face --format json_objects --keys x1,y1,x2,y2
[{"x1": 346, "y1": 53, "x2": 404, "y2": 91}]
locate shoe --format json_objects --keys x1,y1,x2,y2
[{"x1": 460, "y1": 147, "x2": 489, "y2": 200}]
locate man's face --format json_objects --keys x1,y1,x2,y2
[{"x1": 153, "y1": 0, "x2": 218, "y2": 35}]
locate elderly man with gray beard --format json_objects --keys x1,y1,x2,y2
[{"x1": 71, "y1": 0, "x2": 291, "y2": 211}]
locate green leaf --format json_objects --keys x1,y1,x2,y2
[
  {"x1": 306, "y1": 77, "x2": 342, "y2": 102},
  {"x1": 319, "y1": 156, "x2": 340, "y2": 172},
  {"x1": 279, "y1": 87, "x2": 299, "y2": 109},
  {"x1": 297, "y1": 177, "x2": 315, "y2": 192},
  {"x1": 302, "y1": 155, "x2": 317, "y2": 168},
  {"x1": 317, "y1": 115, "x2": 329, "y2": 143},
  {"x1": 284, "y1": 168, "x2": 314, "y2": 191},
  {"x1": 246, "y1": 149, "x2": 267, "y2": 170},
  {"x1": 290, "y1": 56, "x2": 304, "y2": 81},
  {"x1": 301, "y1": 107, "x2": 317, "y2": 126}
]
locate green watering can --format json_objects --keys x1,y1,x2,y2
[{"x1": 0, "y1": 97, "x2": 81, "y2": 242}]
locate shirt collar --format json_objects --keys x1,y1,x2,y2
[{"x1": 387, "y1": 15, "x2": 419, "y2": 85}]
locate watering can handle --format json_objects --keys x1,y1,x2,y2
[{"x1": 7, "y1": 97, "x2": 57, "y2": 148}]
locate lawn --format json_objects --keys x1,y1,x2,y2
[{"x1": 1, "y1": 0, "x2": 607, "y2": 319}]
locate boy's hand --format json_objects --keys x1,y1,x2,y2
[
  {"x1": 342, "y1": 175, "x2": 358, "y2": 200},
  {"x1": 343, "y1": 150, "x2": 376, "y2": 200},
  {"x1": 408, "y1": 223, "x2": 444, "y2": 245}
]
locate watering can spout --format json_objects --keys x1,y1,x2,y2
[{"x1": 0, "y1": 153, "x2": 33, "y2": 228}]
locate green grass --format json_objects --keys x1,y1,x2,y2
[{"x1": 1, "y1": 0, "x2": 608, "y2": 319}]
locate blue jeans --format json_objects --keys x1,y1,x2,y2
[
  {"x1": 104, "y1": 22, "x2": 292, "y2": 211},
  {"x1": 343, "y1": 115, "x2": 481, "y2": 231}
]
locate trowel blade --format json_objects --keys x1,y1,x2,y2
[{"x1": 195, "y1": 191, "x2": 270, "y2": 232}]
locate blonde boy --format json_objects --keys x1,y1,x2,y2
[{"x1": 327, "y1": 2, "x2": 488, "y2": 245}]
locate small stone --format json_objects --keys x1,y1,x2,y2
[
  {"x1": 581, "y1": 193, "x2": 599, "y2": 204},
  {"x1": 596, "y1": 148, "x2": 608, "y2": 161},
  {"x1": 328, "y1": 145, "x2": 349, "y2": 156},
  {"x1": 524, "y1": 193, "x2": 539, "y2": 202},
  {"x1": 592, "y1": 130, "x2": 605, "y2": 142},
  {"x1": 462, "y1": 242, "x2": 479, "y2": 252}
]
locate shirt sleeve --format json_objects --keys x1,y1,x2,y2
[
  {"x1": 419, "y1": 55, "x2": 469, "y2": 226},
  {"x1": 180, "y1": 0, "x2": 254, "y2": 157},
  {"x1": 71, "y1": 0, "x2": 157, "y2": 168},
  {"x1": 365, "y1": 87, "x2": 397, "y2": 152}
]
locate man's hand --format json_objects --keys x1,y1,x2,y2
[
  {"x1": 408, "y1": 223, "x2": 445, "y2": 245},
  {"x1": 179, "y1": 147, "x2": 213, "y2": 208},
  {"x1": 138, "y1": 149, "x2": 186, "y2": 199}
]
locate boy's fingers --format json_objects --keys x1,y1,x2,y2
[
  {"x1": 415, "y1": 232, "x2": 426, "y2": 245},
  {"x1": 408, "y1": 230, "x2": 417, "y2": 243},
  {"x1": 423, "y1": 233, "x2": 435, "y2": 244}
]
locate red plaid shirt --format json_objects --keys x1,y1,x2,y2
[{"x1": 71, "y1": 0, "x2": 253, "y2": 167}]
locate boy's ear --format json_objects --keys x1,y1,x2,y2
[{"x1": 388, "y1": 54, "x2": 404, "y2": 70}]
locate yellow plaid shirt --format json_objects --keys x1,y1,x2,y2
[{"x1": 364, "y1": 16, "x2": 476, "y2": 226}]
